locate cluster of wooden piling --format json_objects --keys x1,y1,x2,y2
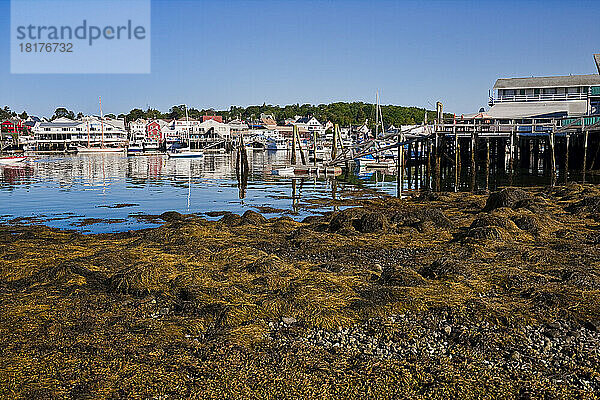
[{"x1": 393, "y1": 109, "x2": 600, "y2": 196}]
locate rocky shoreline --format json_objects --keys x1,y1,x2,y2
[{"x1": 1, "y1": 184, "x2": 600, "y2": 398}]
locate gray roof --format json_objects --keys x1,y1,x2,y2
[
  {"x1": 487, "y1": 100, "x2": 587, "y2": 119},
  {"x1": 39, "y1": 121, "x2": 81, "y2": 128},
  {"x1": 494, "y1": 74, "x2": 600, "y2": 89}
]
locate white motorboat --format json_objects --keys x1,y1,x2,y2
[
  {"x1": 167, "y1": 148, "x2": 204, "y2": 158},
  {"x1": 0, "y1": 155, "x2": 27, "y2": 165},
  {"x1": 271, "y1": 166, "x2": 295, "y2": 176}
]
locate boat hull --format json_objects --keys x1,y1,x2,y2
[
  {"x1": 167, "y1": 152, "x2": 204, "y2": 159},
  {"x1": 77, "y1": 147, "x2": 126, "y2": 154},
  {"x1": 0, "y1": 156, "x2": 27, "y2": 165}
]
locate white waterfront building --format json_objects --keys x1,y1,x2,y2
[{"x1": 33, "y1": 116, "x2": 128, "y2": 151}]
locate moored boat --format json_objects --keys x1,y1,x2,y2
[
  {"x1": 0, "y1": 155, "x2": 27, "y2": 165},
  {"x1": 76, "y1": 146, "x2": 126, "y2": 154},
  {"x1": 167, "y1": 148, "x2": 204, "y2": 158}
]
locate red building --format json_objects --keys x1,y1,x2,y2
[
  {"x1": 146, "y1": 120, "x2": 163, "y2": 141},
  {"x1": 1, "y1": 119, "x2": 24, "y2": 134},
  {"x1": 201, "y1": 115, "x2": 223, "y2": 123}
]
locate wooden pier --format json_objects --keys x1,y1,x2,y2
[{"x1": 327, "y1": 110, "x2": 600, "y2": 196}]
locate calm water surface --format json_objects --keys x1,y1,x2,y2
[{"x1": 0, "y1": 152, "x2": 394, "y2": 233}]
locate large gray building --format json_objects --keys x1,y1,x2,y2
[{"x1": 487, "y1": 73, "x2": 600, "y2": 119}]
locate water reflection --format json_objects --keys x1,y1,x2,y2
[{"x1": 0, "y1": 152, "x2": 366, "y2": 233}]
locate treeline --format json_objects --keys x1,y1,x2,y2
[
  {"x1": 2, "y1": 102, "x2": 449, "y2": 128},
  {"x1": 125, "y1": 102, "x2": 443, "y2": 128}
]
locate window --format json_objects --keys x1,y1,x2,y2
[
  {"x1": 543, "y1": 88, "x2": 556, "y2": 94},
  {"x1": 534, "y1": 88, "x2": 540, "y2": 95},
  {"x1": 519, "y1": 89, "x2": 525, "y2": 96}
]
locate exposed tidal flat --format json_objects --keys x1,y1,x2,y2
[{"x1": 2, "y1": 184, "x2": 600, "y2": 398}]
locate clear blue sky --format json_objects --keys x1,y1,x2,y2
[{"x1": 1, "y1": 0, "x2": 599, "y2": 117}]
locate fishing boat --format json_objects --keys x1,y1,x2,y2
[
  {"x1": 143, "y1": 140, "x2": 160, "y2": 152},
  {"x1": 127, "y1": 142, "x2": 144, "y2": 155},
  {"x1": 0, "y1": 155, "x2": 27, "y2": 165}
]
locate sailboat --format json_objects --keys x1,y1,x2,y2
[
  {"x1": 76, "y1": 97, "x2": 125, "y2": 154},
  {"x1": 167, "y1": 105, "x2": 204, "y2": 159}
]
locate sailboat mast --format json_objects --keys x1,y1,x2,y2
[
  {"x1": 185, "y1": 104, "x2": 190, "y2": 148},
  {"x1": 375, "y1": 91, "x2": 379, "y2": 138},
  {"x1": 379, "y1": 98, "x2": 385, "y2": 135},
  {"x1": 99, "y1": 97, "x2": 104, "y2": 147}
]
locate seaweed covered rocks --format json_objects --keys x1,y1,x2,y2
[{"x1": 1, "y1": 185, "x2": 600, "y2": 398}]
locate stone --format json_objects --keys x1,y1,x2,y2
[{"x1": 282, "y1": 316, "x2": 297, "y2": 325}]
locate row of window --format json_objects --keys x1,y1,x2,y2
[
  {"x1": 42, "y1": 127, "x2": 118, "y2": 132},
  {"x1": 499, "y1": 87, "x2": 588, "y2": 96}
]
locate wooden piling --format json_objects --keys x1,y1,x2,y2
[
  {"x1": 583, "y1": 117, "x2": 588, "y2": 183},
  {"x1": 509, "y1": 121, "x2": 515, "y2": 184},
  {"x1": 565, "y1": 134, "x2": 569, "y2": 184},
  {"x1": 453, "y1": 119, "x2": 458, "y2": 192},
  {"x1": 470, "y1": 129, "x2": 476, "y2": 191},
  {"x1": 291, "y1": 126, "x2": 297, "y2": 165},
  {"x1": 331, "y1": 124, "x2": 339, "y2": 160},
  {"x1": 485, "y1": 138, "x2": 490, "y2": 191},
  {"x1": 426, "y1": 139, "x2": 431, "y2": 190},
  {"x1": 550, "y1": 122, "x2": 556, "y2": 186},
  {"x1": 397, "y1": 132, "x2": 402, "y2": 198}
]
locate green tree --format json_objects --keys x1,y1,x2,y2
[{"x1": 52, "y1": 107, "x2": 75, "y2": 120}]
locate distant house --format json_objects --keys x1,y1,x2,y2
[
  {"x1": 228, "y1": 119, "x2": 249, "y2": 132},
  {"x1": 260, "y1": 113, "x2": 277, "y2": 128},
  {"x1": 355, "y1": 121, "x2": 372, "y2": 139},
  {"x1": 128, "y1": 118, "x2": 148, "y2": 142},
  {"x1": 190, "y1": 119, "x2": 231, "y2": 148},
  {"x1": 1, "y1": 119, "x2": 24, "y2": 134},
  {"x1": 201, "y1": 115, "x2": 223, "y2": 123},
  {"x1": 292, "y1": 116, "x2": 324, "y2": 137}
]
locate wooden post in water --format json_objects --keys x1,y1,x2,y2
[
  {"x1": 453, "y1": 117, "x2": 458, "y2": 192},
  {"x1": 291, "y1": 125, "x2": 297, "y2": 165},
  {"x1": 509, "y1": 120, "x2": 515, "y2": 182},
  {"x1": 426, "y1": 139, "x2": 431, "y2": 190},
  {"x1": 565, "y1": 134, "x2": 570, "y2": 184},
  {"x1": 583, "y1": 117, "x2": 588, "y2": 183},
  {"x1": 397, "y1": 132, "x2": 402, "y2": 198},
  {"x1": 407, "y1": 141, "x2": 412, "y2": 190},
  {"x1": 331, "y1": 124, "x2": 339, "y2": 160},
  {"x1": 485, "y1": 138, "x2": 490, "y2": 191},
  {"x1": 295, "y1": 125, "x2": 306, "y2": 165},
  {"x1": 435, "y1": 102, "x2": 443, "y2": 191},
  {"x1": 550, "y1": 121, "x2": 556, "y2": 187},
  {"x1": 470, "y1": 122, "x2": 476, "y2": 191}
]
